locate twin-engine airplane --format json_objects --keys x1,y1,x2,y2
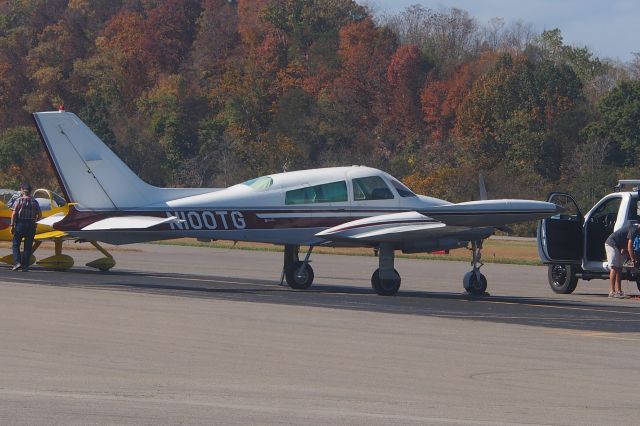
[{"x1": 33, "y1": 110, "x2": 560, "y2": 296}]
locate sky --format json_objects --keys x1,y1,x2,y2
[{"x1": 361, "y1": 0, "x2": 640, "y2": 62}]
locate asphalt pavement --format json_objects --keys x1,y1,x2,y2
[{"x1": 1, "y1": 243, "x2": 639, "y2": 425}]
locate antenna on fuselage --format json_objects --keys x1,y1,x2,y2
[{"x1": 479, "y1": 173, "x2": 488, "y2": 200}]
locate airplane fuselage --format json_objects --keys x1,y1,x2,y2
[{"x1": 52, "y1": 166, "x2": 462, "y2": 246}]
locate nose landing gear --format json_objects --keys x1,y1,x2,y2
[{"x1": 281, "y1": 245, "x2": 315, "y2": 289}]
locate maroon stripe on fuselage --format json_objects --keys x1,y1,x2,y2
[{"x1": 53, "y1": 207, "x2": 402, "y2": 231}]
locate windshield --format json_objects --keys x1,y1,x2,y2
[
  {"x1": 390, "y1": 178, "x2": 416, "y2": 197},
  {"x1": 242, "y1": 176, "x2": 273, "y2": 190}
]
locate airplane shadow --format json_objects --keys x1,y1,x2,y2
[{"x1": 3, "y1": 266, "x2": 640, "y2": 334}]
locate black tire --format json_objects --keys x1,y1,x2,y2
[
  {"x1": 371, "y1": 268, "x2": 401, "y2": 296},
  {"x1": 548, "y1": 264, "x2": 578, "y2": 294},
  {"x1": 285, "y1": 261, "x2": 314, "y2": 289},
  {"x1": 635, "y1": 278, "x2": 640, "y2": 294},
  {"x1": 464, "y1": 272, "x2": 488, "y2": 296}
]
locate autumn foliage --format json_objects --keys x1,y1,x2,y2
[{"x1": 0, "y1": 0, "x2": 638, "y2": 224}]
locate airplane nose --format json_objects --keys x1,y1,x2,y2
[{"x1": 553, "y1": 203, "x2": 566, "y2": 214}]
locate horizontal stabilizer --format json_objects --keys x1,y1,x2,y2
[
  {"x1": 81, "y1": 216, "x2": 182, "y2": 231},
  {"x1": 37, "y1": 212, "x2": 66, "y2": 227},
  {"x1": 418, "y1": 200, "x2": 561, "y2": 227}
]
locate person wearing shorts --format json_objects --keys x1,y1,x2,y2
[{"x1": 604, "y1": 225, "x2": 631, "y2": 298}]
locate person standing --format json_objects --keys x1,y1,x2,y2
[
  {"x1": 604, "y1": 224, "x2": 631, "y2": 298},
  {"x1": 10, "y1": 183, "x2": 41, "y2": 272}
]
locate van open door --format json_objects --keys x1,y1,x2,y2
[{"x1": 537, "y1": 193, "x2": 583, "y2": 264}]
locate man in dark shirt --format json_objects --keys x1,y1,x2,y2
[{"x1": 10, "y1": 183, "x2": 42, "y2": 272}]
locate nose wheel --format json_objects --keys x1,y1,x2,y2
[
  {"x1": 282, "y1": 245, "x2": 315, "y2": 289},
  {"x1": 286, "y1": 261, "x2": 315, "y2": 289},
  {"x1": 463, "y1": 270, "x2": 487, "y2": 295},
  {"x1": 463, "y1": 240, "x2": 488, "y2": 296}
]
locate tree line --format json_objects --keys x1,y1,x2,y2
[{"x1": 1, "y1": 0, "x2": 639, "y2": 234}]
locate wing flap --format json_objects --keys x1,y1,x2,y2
[
  {"x1": 316, "y1": 211, "x2": 447, "y2": 243},
  {"x1": 81, "y1": 215, "x2": 181, "y2": 231}
]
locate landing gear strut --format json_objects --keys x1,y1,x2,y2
[
  {"x1": 463, "y1": 240, "x2": 488, "y2": 296},
  {"x1": 371, "y1": 243, "x2": 401, "y2": 296},
  {"x1": 281, "y1": 244, "x2": 314, "y2": 289}
]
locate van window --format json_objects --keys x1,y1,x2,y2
[
  {"x1": 353, "y1": 176, "x2": 394, "y2": 201},
  {"x1": 628, "y1": 197, "x2": 639, "y2": 222},
  {"x1": 285, "y1": 181, "x2": 348, "y2": 205}
]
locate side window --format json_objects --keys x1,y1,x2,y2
[
  {"x1": 591, "y1": 197, "x2": 622, "y2": 232},
  {"x1": 628, "y1": 197, "x2": 639, "y2": 222},
  {"x1": 352, "y1": 176, "x2": 394, "y2": 201},
  {"x1": 285, "y1": 181, "x2": 348, "y2": 205}
]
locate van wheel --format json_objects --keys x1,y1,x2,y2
[
  {"x1": 636, "y1": 278, "x2": 640, "y2": 294},
  {"x1": 548, "y1": 264, "x2": 578, "y2": 294}
]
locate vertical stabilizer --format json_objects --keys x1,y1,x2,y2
[{"x1": 33, "y1": 111, "x2": 162, "y2": 210}]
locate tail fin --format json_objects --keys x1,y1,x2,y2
[{"x1": 32, "y1": 111, "x2": 209, "y2": 210}]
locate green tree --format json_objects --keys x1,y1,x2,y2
[
  {"x1": 584, "y1": 80, "x2": 640, "y2": 166},
  {"x1": 455, "y1": 54, "x2": 582, "y2": 178},
  {"x1": 0, "y1": 126, "x2": 54, "y2": 188}
]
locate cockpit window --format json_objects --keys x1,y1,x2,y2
[
  {"x1": 285, "y1": 181, "x2": 348, "y2": 205},
  {"x1": 390, "y1": 178, "x2": 416, "y2": 197},
  {"x1": 352, "y1": 176, "x2": 394, "y2": 201},
  {"x1": 242, "y1": 176, "x2": 273, "y2": 190}
]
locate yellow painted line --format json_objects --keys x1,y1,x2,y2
[
  {"x1": 146, "y1": 273, "x2": 285, "y2": 288},
  {"x1": 547, "y1": 329, "x2": 640, "y2": 341},
  {"x1": 474, "y1": 298, "x2": 640, "y2": 316}
]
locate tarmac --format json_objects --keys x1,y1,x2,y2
[{"x1": 1, "y1": 243, "x2": 639, "y2": 425}]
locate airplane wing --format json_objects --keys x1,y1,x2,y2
[
  {"x1": 317, "y1": 200, "x2": 560, "y2": 248},
  {"x1": 417, "y1": 199, "x2": 560, "y2": 227},
  {"x1": 35, "y1": 230, "x2": 68, "y2": 240}
]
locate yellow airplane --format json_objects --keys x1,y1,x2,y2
[{"x1": 0, "y1": 188, "x2": 115, "y2": 271}]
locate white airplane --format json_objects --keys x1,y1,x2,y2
[{"x1": 32, "y1": 110, "x2": 560, "y2": 296}]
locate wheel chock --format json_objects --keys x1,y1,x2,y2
[
  {"x1": 86, "y1": 257, "x2": 115, "y2": 271},
  {"x1": 37, "y1": 254, "x2": 74, "y2": 271}
]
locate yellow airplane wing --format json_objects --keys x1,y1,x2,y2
[{"x1": 34, "y1": 230, "x2": 68, "y2": 240}]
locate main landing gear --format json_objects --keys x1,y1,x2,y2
[
  {"x1": 371, "y1": 243, "x2": 401, "y2": 296},
  {"x1": 281, "y1": 245, "x2": 314, "y2": 289},
  {"x1": 278, "y1": 241, "x2": 490, "y2": 297},
  {"x1": 462, "y1": 240, "x2": 488, "y2": 296}
]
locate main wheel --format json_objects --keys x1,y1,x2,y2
[
  {"x1": 547, "y1": 264, "x2": 578, "y2": 294},
  {"x1": 635, "y1": 277, "x2": 640, "y2": 294},
  {"x1": 463, "y1": 271, "x2": 487, "y2": 296},
  {"x1": 285, "y1": 261, "x2": 314, "y2": 289},
  {"x1": 371, "y1": 268, "x2": 401, "y2": 296}
]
